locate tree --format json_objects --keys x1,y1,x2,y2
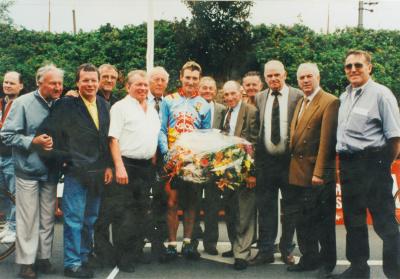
[
  {"x1": 181, "y1": 1, "x2": 254, "y2": 81},
  {"x1": 0, "y1": 0, "x2": 15, "y2": 25}
]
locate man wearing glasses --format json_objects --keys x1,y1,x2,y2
[{"x1": 336, "y1": 50, "x2": 400, "y2": 279}]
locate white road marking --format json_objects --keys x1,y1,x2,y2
[
  {"x1": 106, "y1": 266, "x2": 119, "y2": 279},
  {"x1": 106, "y1": 241, "x2": 383, "y2": 278}
]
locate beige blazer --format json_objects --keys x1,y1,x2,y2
[{"x1": 288, "y1": 89, "x2": 339, "y2": 186}]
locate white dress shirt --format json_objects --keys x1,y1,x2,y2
[
  {"x1": 147, "y1": 92, "x2": 163, "y2": 109},
  {"x1": 264, "y1": 85, "x2": 289, "y2": 155},
  {"x1": 109, "y1": 95, "x2": 161, "y2": 159}
]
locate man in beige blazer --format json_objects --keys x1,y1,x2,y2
[
  {"x1": 287, "y1": 63, "x2": 339, "y2": 278},
  {"x1": 220, "y1": 80, "x2": 259, "y2": 270}
]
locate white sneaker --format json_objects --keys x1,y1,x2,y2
[
  {"x1": 0, "y1": 224, "x2": 10, "y2": 239},
  {"x1": 0, "y1": 231, "x2": 15, "y2": 243}
]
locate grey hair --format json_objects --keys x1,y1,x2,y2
[
  {"x1": 297, "y1": 63, "x2": 320, "y2": 78},
  {"x1": 149, "y1": 66, "x2": 169, "y2": 82},
  {"x1": 36, "y1": 64, "x2": 64, "y2": 85},
  {"x1": 223, "y1": 80, "x2": 241, "y2": 92},
  {"x1": 126, "y1": 70, "x2": 148, "y2": 85},
  {"x1": 264, "y1": 60, "x2": 285, "y2": 75}
]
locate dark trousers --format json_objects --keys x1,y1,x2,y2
[
  {"x1": 287, "y1": 183, "x2": 336, "y2": 270},
  {"x1": 193, "y1": 181, "x2": 222, "y2": 247},
  {"x1": 340, "y1": 152, "x2": 400, "y2": 279},
  {"x1": 255, "y1": 155, "x2": 295, "y2": 256},
  {"x1": 94, "y1": 158, "x2": 156, "y2": 265}
]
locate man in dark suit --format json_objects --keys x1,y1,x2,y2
[
  {"x1": 44, "y1": 64, "x2": 113, "y2": 278},
  {"x1": 220, "y1": 80, "x2": 259, "y2": 270},
  {"x1": 251, "y1": 60, "x2": 302, "y2": 266},
  {"x1": 286, "y1": 63, "x2": 338, "y2": 278},
  {"x1": 194, "y1": 76, "x2": 226, "y2": 255}
]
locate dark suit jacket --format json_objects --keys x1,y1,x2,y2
[
  {"x1": 212, "y1": 101, "x2": 226, "y2": 129},
  {"x1": 254, "y1": 86, "x2": 302, "y2": 168},
  {"x1": 45, "y1": 96, "x2": 111, "y2": 177},
  {"x1": 289, "y1": 89, "x2": 339, "y2": 186}
]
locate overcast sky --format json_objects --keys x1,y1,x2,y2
[{"x1": 9, "y1": 0, "x2": 400, "y2": 33}]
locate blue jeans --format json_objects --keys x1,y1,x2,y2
[
  {"x1": 62, "y1": 175, "x2": 101, "y2": 268},
  {"x1": 0, "y1": 155, "x2": 16, "y2": 231}
]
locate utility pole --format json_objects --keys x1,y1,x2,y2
[
  {"x1": 358, "y1": 0, "x2": 379, "y2": 29},
  {"x1": 72, "y1": 0, "x2": 77, "y2": 35},
  {"x1": 146, "y1": 0, "x2": 154, "y2": 71},
  {"x1": 48, "y1": 0, "x2": 51, "y2": 32},
  {"x1": 72, "y1": 9, "x2": 77, "y2": 35}
]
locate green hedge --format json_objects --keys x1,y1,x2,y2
[{"x1": 1, "y1": 22, "x2": 400, "y2": 99}]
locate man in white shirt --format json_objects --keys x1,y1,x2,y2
[
  {"x1": 252, "y1": 60, "x2": 302, "y2": 266},
  {"x1": 108, "y1": 70, "x2": 161, "y2": 272}
]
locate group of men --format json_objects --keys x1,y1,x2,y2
[{"x1": 0, "y1": 49, "x2": 399, "y2": 279}]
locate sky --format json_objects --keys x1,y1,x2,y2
[{"x1": 8, "y1": 0, "x2": 400, "y2": 33}]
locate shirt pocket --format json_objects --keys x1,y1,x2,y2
[{"x1": 346, "y1": 109, "x2": 369, "y2": 135}]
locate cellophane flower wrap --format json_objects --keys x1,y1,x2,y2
[{"x1": 164, "y1": 129, "x2": 255, "y2": 190}]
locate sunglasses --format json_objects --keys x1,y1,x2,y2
[{"x1": 344, "y1": 63, "x2": 364, "y2": 70}]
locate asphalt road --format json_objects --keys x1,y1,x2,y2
[{"x1": 0, "y1": 223, "x2": 389, "y2": 279}]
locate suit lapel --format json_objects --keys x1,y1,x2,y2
[
  {"x1": 234, "y1": 102, "x2": 246, "y2": 137},
  {"x1": 77, "y1": 97, "x2": 99, "y2": 133},
  {"x1": 292, "y1": 91, "x2": 322, "y2": 146},
  {"x1": 290, "y1": 99, "x2": 302, "y2": 149}
]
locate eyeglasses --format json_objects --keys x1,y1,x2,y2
[{"x1": 344, "y1": 63, "x2": 364, "y2": 70}]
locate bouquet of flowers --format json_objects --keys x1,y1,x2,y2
[{"x1": 164, "y1": 129, "x2": 255, "y2": 190}]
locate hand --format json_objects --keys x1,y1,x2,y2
[
  {"x1": 246, "y1": 176, "x2": 256, "y2": 189},
  {"x1": 65, "y1": 90, "x2": 79, "y2": 98},
  {"x1": 104, "y1": 168, "x2": 113, "y2": 185},
  {"x1": 311, "y1": 175, "x2": 324, "y2": 186},
  {"x1": 32, "y1": 134, "x2": 53, "y2": 151},
  {"x1": 115, "y1": 165, "x2": 128, "y2": 185}
]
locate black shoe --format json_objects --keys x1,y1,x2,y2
[
  {"x1": 248, "y1": 251, "x2": 274, "y2": 266},
  {"x1": 82, "y1": 254, "x2": 104, "y2": 269},
  {"x1": 204, "y1": 245, "x2": 218, "y2": 256},
  {"x1": 233, "y1": 259, "x2": 248, "y2": 271},
  {"x1": 19, "y1": 264, "x2": 37, "y2": 279},
  {"x1": 133, "y1": 252, "x2": 151, "y2": 264},
  {"x1": 165, "y1": 245, "x2": 179, "y2": 261},
  {"x1": 287, "y1": 263, "x2": 319, "y2": 272},
  {"x1": 64, "y1": 266, "x2": 94, "y2": 278},
  {"x1": 34, "y1": 259, "x2": 56, "y2": 274},
  {"x1": 221, "y1": 250, "x2": 234, "y2": 258},
  {"x1": 118, "y1": 262, "x2": 135, "y2": 273},
  {"x1": 152, "y1": 243, "x2": 169, "y2": 263},
  {"x1": 181, "y1": 241, "x2": 200, "y2": 260},
  {"x1": 334, "y1": 265, "x2": 370, "y2": 279}
]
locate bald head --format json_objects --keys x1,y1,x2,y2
[
  {"x1": 223, "y1": 80, "x2": 242, "y2": 109},
  {"x1": 264, "y1": 60, "x2": 287, "y2": 92}
]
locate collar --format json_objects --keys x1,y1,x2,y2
[
  {"x1": 346, "y1": 78, "x2": 371, "y2": 95},
  {"x1": 304, "y1": 86, "x2": 320, "y2": 102},
  {"x1": 80, "y1": 93, "x2": 97, "y2": 105},
  {"x1": 178, "y1": 87, "x2": 199, "y2": 99},
  {"x1": 230, "y1": 100, "x2": 242, "y2": 112},
  {"x1": 37, "y1": 90, "x2": 53, "y2": 107},
  {"x1": 270, "y1": 84, "x2": 289, "y2": 96},
  {"x1": 147, "y1": 92, "x2": 163, "y2": 101}
]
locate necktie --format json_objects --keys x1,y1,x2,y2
[
  {"x1": 298, "y1": 98, "x2": 310, "y2": 123},
  {"x1": 271, "y1": 91, "x2": 281, "y2": 145},
  {"x1": 154, "y1": 97, "x2": 161, "y2": 113},
  {"x1": 223, "y1": 108, "x2": 233, "y2": 134}
]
